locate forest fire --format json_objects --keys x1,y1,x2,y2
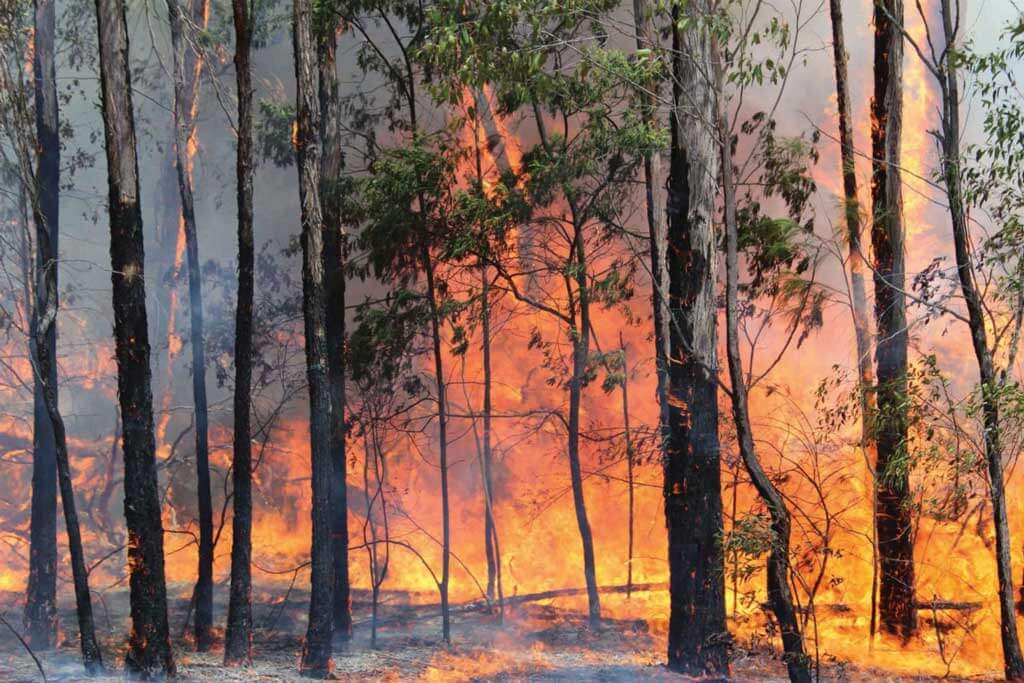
[{"x1": 2, "y1": 0, "x2": 1024, "y2": 681}]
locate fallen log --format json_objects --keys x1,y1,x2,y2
[{"x1": 352, "y1": 581, "x2": 668, "y2": 630}]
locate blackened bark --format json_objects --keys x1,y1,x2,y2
[
  {"x1": 294, "y1": 0, "x2": 336, "y2": 673},
  {"x1": 317, "y1": 25, "x2": 352, "y2": 641},
  {"x1": 664, "y1": 1, "x2": 728, "y2": 675},
  {"x1": 31, "y1": 297, "x2": 104, "y2": 673},
  {"x1": 870, "y1": 0, "x2": 916, "y2": 639},
  {"x1": 224, "y1": 0, "x2": 254, "y2": 665},
  {"x1": 828, "y1": 0, "x2": 880, "y2": 638},
  {"x1": 28, "y1": 4, "x2": 103, "y2": 667},
  {"x1": 935, "y1": 2, "x2": 1024, "y2": 675},
  {"x1": 24, "y1": 0, "x2": 58, "y2": 650},
  {"x1": 166, "y1": 0, "x2": 214, "y2": 650},
  {"x1": 94, "y1": 0, "x2": 176, "y2": 674},
  {"x1": 719, "y1": 74, "x2": 810, "y2": 682}
]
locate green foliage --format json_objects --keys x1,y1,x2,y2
[
  {"x1": 256, "y1": 99, "x2": 297, "y2": 168},
  {"x1": 961, "y1": 15, "x2": 1024, "y2": 323}
]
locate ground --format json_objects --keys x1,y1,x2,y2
[{"x1": 0, "y1": 585, "x2": 995, "y2": 681}]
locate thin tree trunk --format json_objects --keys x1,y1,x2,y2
[
  {"x1": 481, "y1": 263, "x2": 501, "y2": 609},
  {"x1": 317, "y1": 24, "x2": 351, "y2": 641},
  {"x1": 568, "y1": 224, "x2": 601, "y2": 628},
  {"x1": 470, "y1": 114, "x2": 501, "y2": 612},
  {"x1": 32, "y1": 306, "x2": 104, "y2": 673},
  {"x1": 421, "y1": 248, "x2": 452, "y2": 644},
  {"x1": 93, "y1": 0, "x2": 175, "y2": 673},
  {"x1": 632, "y1": 0, "x2": 669, "y2": 438},
  {"x1": 935, "y1": 2, "x2": 1024, "y2": 675},
  {"x1": 718, "y1": 68, "x2": 811, "y2": 683},
  {"x1": 223, "y1": 0, "x2": 254, "y2": 664},
  {"x1": 619, "y1": 333, "x2": 635, "y2": 599},
  {"x1": 166, "y1": 0, "x2": 213, "y2": 650},
  {"x1": 24, "y1": 0, "x2": 58, "y2": 649},
  {"x1": 871, "y1": 0, "x2": 916, "y2": 639},
  {"x1": 664, "y1": 0, "x2": 727, "y2": 675},
  {"x1": 827, "y1": 0, "x2": 880, "y2": 640},
  {"x1": 294, "y1": 0, "x2": 335, "y2": 672},
  {"x1": 27, "y1": 8, "x2": 103, "y2": 666}
]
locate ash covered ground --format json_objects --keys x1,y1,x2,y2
[{"x1": 0, "y1": 585, "x2": 991, "y2": 681}]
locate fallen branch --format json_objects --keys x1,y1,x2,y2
[
  {"x1": 0, "y1": 612, "x2": 47, "y2": 682},
  {"x1": 353, "y1": 581, "x2": 667, "y2": 630}
]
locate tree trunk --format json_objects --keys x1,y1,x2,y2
[
  {"x1": 27, "y1": 5, "x2": 104, "y2": 667},
  {"x1": 632, "y1": 0, "x2": 669, "y2": 438},
  {"x1": 870, "y1": 0, "x2": 916, "y2": 639},
  {"x1": 619, "y1": 333, "x2": 635, "y2": 599},
  {"x1": 24, "y1": 0, "x2": 58, "y2": 649},
  {"x1": 317, "y1": 24, "x2": 352, "y2": 641},
  {"x1": 223, "y1": 0, "x2": 254, "y2": 664},
  {"x1": 31, "y1": 300, "x2": 104, "y2": 673},
  {"x1": 568, "y1": 220, "x2": 601, "y2": 628},
  {"x1": 719, "y1": 71, "x2": 811, "y2": 683},
  {"x1": 166, "y1": 0, "x2": 213, "y2": 650},
  {"x1": 827, "y1": 0, "x2": 880, "y2": 639},
  {"x1": 294, "y1": 0, "x2": 336, "y2": 673},
  {"x1": 421, "y1": 247, "x2": 452, "y2": 643},
  {"x1": 664, "y1": 0, "x2": 727, "y2": 675},
  {"x1": 935, "y1": 2, "x2": 1024, "y2": 675},
  {"x1": 94, "y1": 0, "x2": 176, "y2": 673},
  {"x1": 481, "y1": 263, "x2": 501, "y2": 608}
]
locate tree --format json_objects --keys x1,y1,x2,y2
[
  {"x1": 871, "y1": 0, "x2": 917, "y2": 639},
  {"x1": 664, "y1": 0, "x2": 727, "y2": 674},
  {"x1": 632, "y1": 0, "x2": 669, "y2": 442},
  {"x1": 165, "y1": 0, "x2": 214, "y2": 649},
  {"x1": 93, "y1": 0, "x2": 176, "y2": 673},
  {"x1": 23, "y1": 0, "x2": 57, "y2": 650},
  {"x1": 316, "y1": 10, "x2": 352, "y2": 640},
  {"x1": 223, "y1": 0, "x2": 255, "y2": 664},
  {"x1": 915, "y1": 2, "x2": 1024, "y2": 675},
  {"x1": 294, "y1": 0, "x2": 336, "y2": 672},
  {"x1": 827, "y1": 0, "x2": 880, "y2": 638},
  {"x1": 0, "y1": 1, "x2": 104, "y2": 667},
  {"x1": 422, "y1": 0, "x2": 661, "y2": 629}
]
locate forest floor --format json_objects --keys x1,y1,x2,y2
[{"x1": 0, "y1": 583, "x2": 996, "y2": 681}]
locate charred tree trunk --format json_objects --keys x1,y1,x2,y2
[
  {"x1": 26, "y1": 4, "x2": 103, "y2": 668},
  {"x1": 935, "y1": 2, "x2": 1024, "y2": 675},
  {"x1": 317, "y1": 25, "x2": 352, "y2": 641},
  {"x1": 664, "y1": 0, "x2": 727, "y2": 675},
  {"x1": 870, "y1": 0, "x2": 916, "y2": 639},
  {"x1": 32, "y1": 283, "x2": 104, "y2": 674},
  {"x1": 166, "y1": 0, "x2": 213, "y2": 650},
  {"x1": 224, "y1": 0, "x2": 254, "y2": 664},
  {"x1": 24, "y1": 0, "x2": 58, "y2": 650},
  {"x1": 719, "y1": 75, "x2": 811, "y2": 683},
  {"x1": 827, "y1": 0, "x2": 880, "y2": 639},
  {"x1": 94, "y1": 0, "x2": 176, "y2": 673},
  {"x1": 421, "y1": 247, "x2": 453, "y2": 643},
  {"x1": 294, "y1": 0, "x2": 336, "y2": 673}
]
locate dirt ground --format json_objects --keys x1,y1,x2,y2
[{"x1": 0, "y1": 585, "x2": 995, "y2": 681}]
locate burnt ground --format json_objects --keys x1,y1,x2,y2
[{"x1": 0, "y1": 585, "x2": 996, "y2": 681}]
